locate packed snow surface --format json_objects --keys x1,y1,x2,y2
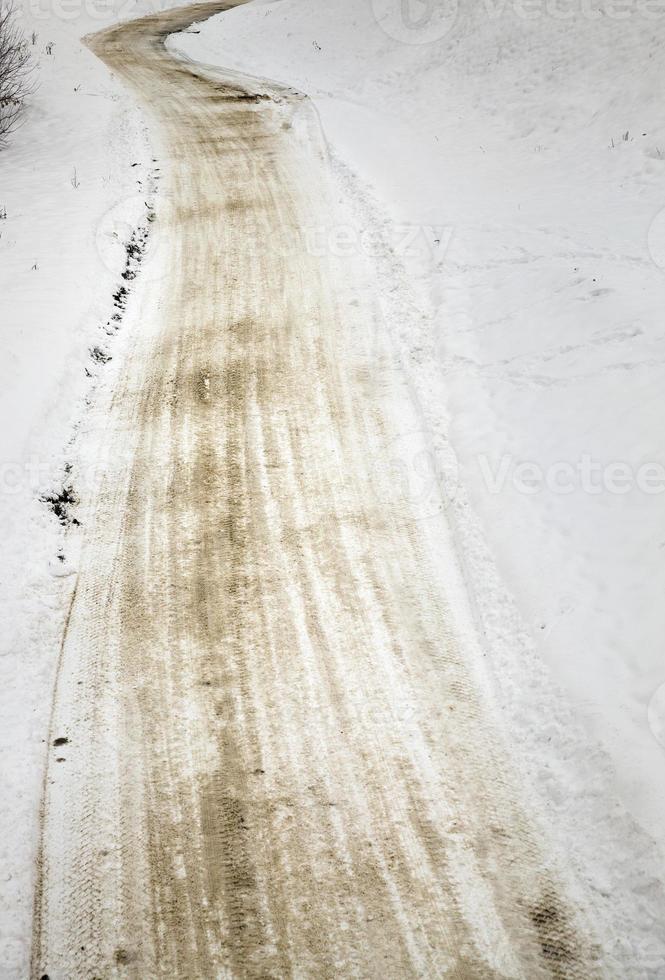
[
  {"x1": 174, "y1": 0, "x2": 665, "y2": 845},
  {"x1": 172, "y1": 0, "x2": 665, "y2": 969},
  {"x1": 2, "y1": 0, "x2": 665, "y2": 973}
]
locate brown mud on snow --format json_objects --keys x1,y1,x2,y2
[{"x1": 32, "y1": 3, "x2": 602, "y2": 977}]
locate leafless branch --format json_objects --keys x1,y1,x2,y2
[{"x1": 0, "y1": 1, "x2": 33, "y2": 147}]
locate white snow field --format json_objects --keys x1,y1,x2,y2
[
  {"x1": 0, "y1": 1, "x2": 155, "y2": 972},
  {"x1": 174, "y1": 0, "x2": 665, "y2": 842},
  {"x1": 1, "y1": 0, "x2": 665, "y2": 973},
  {"x1": 171, "y1": 0, "x2": 665, "y2": 970}
]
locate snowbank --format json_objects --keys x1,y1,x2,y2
[{"x1": 0, "y1": 1, "x2": 157, "y2": 971}]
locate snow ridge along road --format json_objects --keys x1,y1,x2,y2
[{"x1": 32, "y1": 3, "x2": 602, "y2": 977}]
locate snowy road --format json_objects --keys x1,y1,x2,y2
[{"x1": 32, "y1": 4, "x2": 601, "y2": 976}]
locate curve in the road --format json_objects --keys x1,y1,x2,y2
[{"x1": 32, "y1": 4, "x2": 600, "y2": 977}]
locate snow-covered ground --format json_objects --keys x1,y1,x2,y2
[
  {"x1": 0, "y1": 1, "x2": 156, "y2": 972},
  {"x1": 171, "y1": 0, "x2": 665, "y2": 968},
  {"x1": 173, "y1": 0, "x2": 665, "y2": 851},
  {"x1": 3, "y1": 0, "x2": 665, "y2": 972}
]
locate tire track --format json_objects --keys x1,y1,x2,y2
[{"x1": 33, "y1": 3, "x2": 603, "y2": 977}]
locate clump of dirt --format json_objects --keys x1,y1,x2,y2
[
  {"x1": 212, "y1": 91, "x2": 271, "y2": 103},
  {"x1": 90, "y1": 346, "x2": 111, "y2": 364},
  {"x1": 41, "y1": 485, "x2": 80, "y2": 527},
  {"x1": 113, "y1": 285, "x2": 128, "y2": 308},
  {"x1": 103, "y1": 194, "x2": 154, "y2": 338},
  {"x1": 126, "y1": 240, "x2": 143, "y2": 261}
]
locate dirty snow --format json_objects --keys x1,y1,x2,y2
[
  {"x1": 2, "y1": 0, "x2": 665, "y2": 973},
  {"x1": 0, "y1": 1, "x2": 154, "y2": 972},
  {"x1": 172, "y1": 0, "x2": 665, "y2": 970}
]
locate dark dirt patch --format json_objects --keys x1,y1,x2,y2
[
  {"x1": 90, "y1": 346, "x2": 112, "y2": 364},
  {"x1": 210, "y1": 91, "x2": 271, "y2": 104},
  {"x1": 529, "y1": 892, "x2": 579, "y2": 970},
  {"x1": 103, "y1": 207, "x2": 152, "y2": 337},
  {"x1": 41, "y1": 486, "x2": 80, "y2": 527},
  {"x1": 113, "y1": 286, "x2": 128, "y2": 308}
]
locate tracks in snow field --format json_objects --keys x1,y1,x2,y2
[{"x1": 33, "y1": 4, "x2": 601, "y2": 977}]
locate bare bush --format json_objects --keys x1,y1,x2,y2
[{"x1": 0, "y1": 2, "x2": 32, "y2": 147}]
